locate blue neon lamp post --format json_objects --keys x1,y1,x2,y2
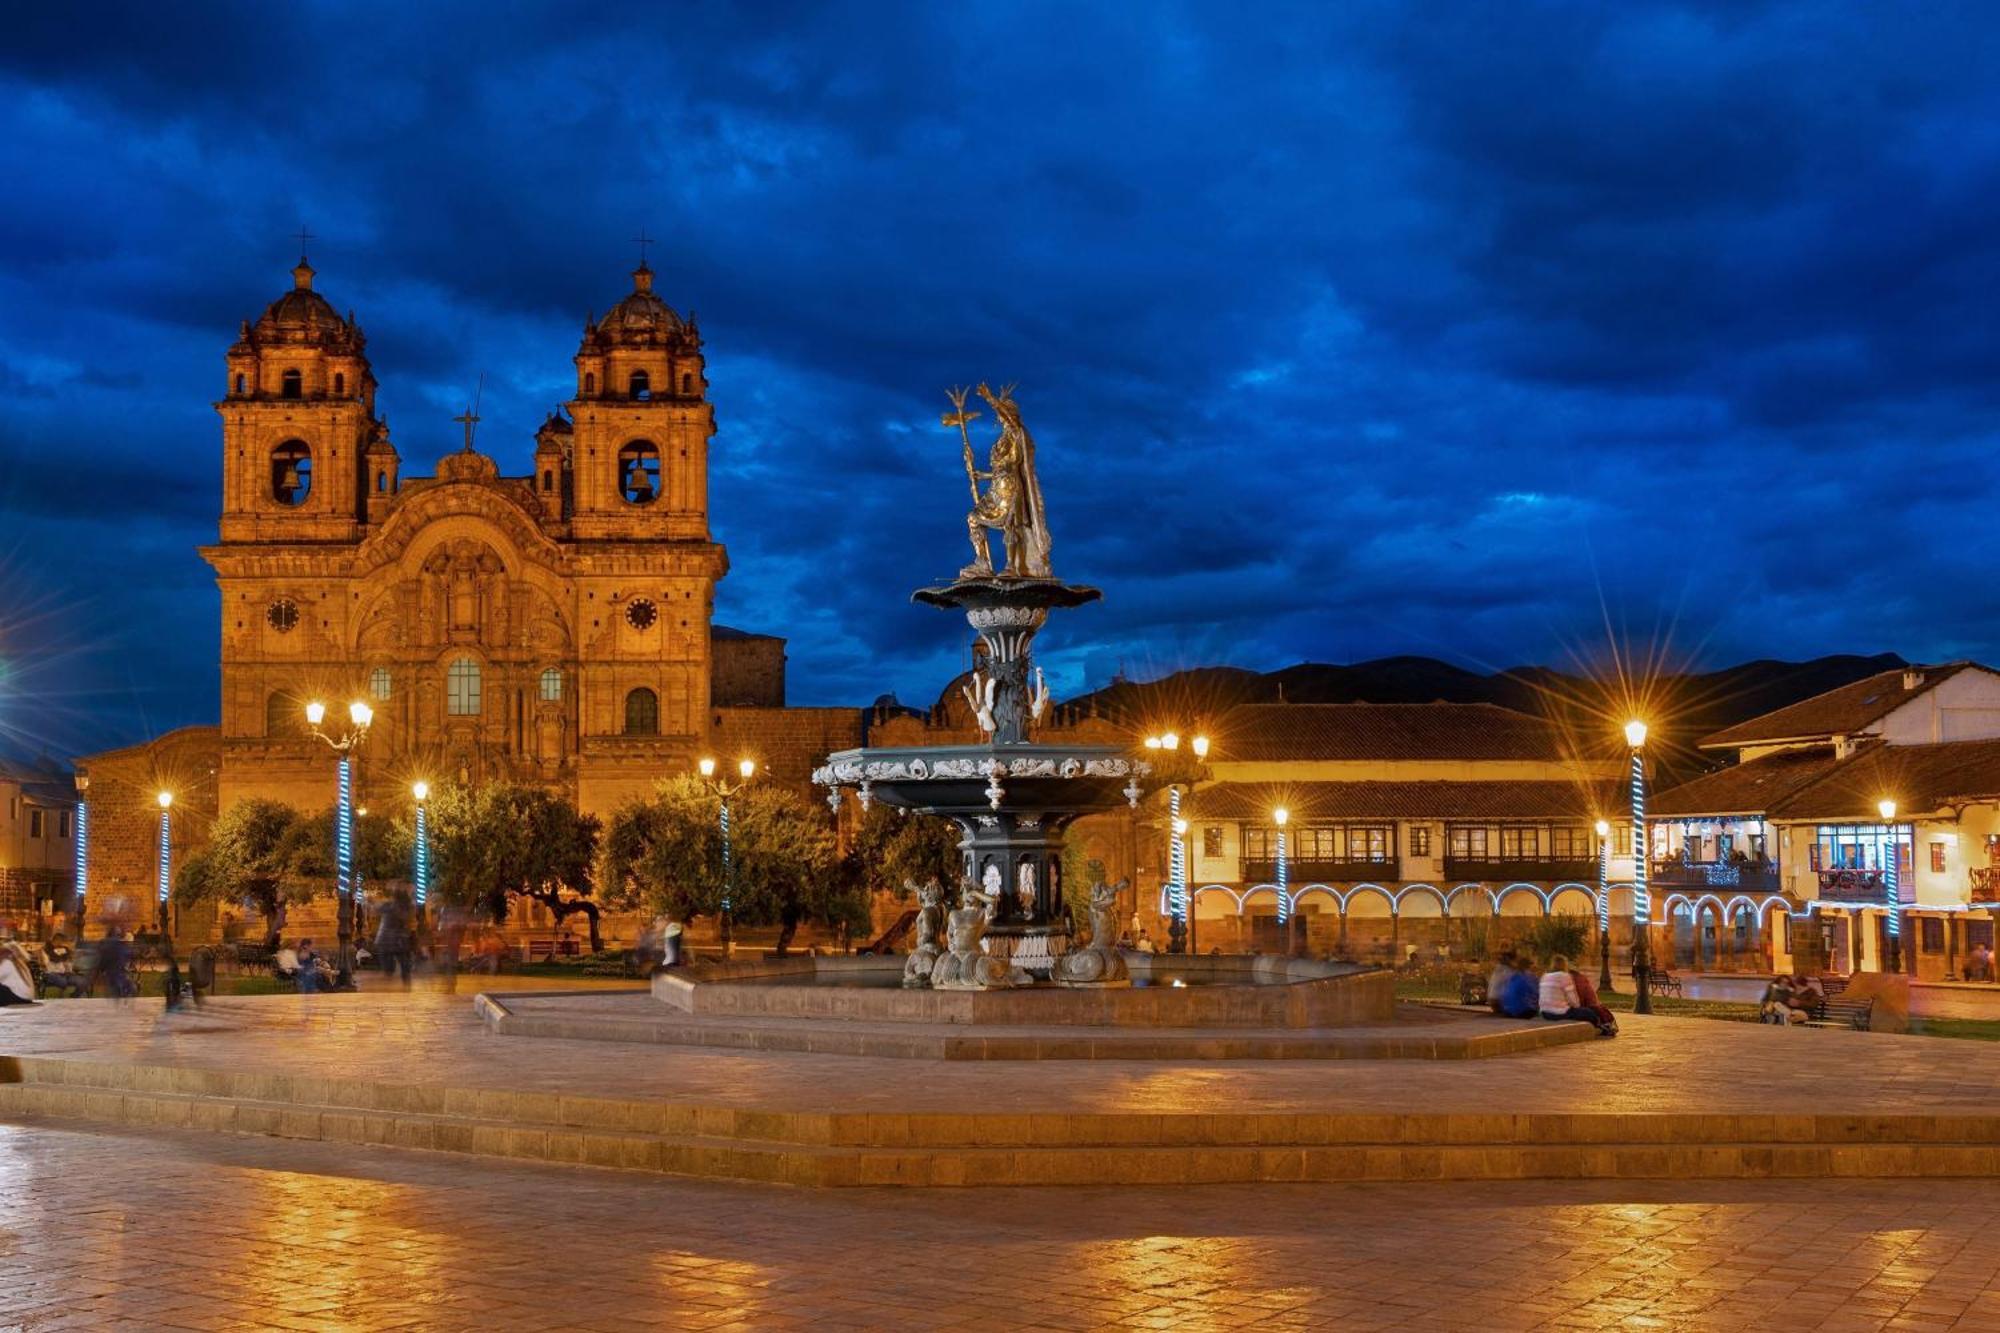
[
  {"x1": 1595, "y1": 817, "x2": 1613, "y2": 992},
  {"x1": 306, "y1": 697, "x2": 374, "y2": 989},
  {"x1": 1878, "y1": 797, "x2": 1901, "y2": 973},
  {"x1": 1626, "y1": 719, "x2": 1653, "y2": 1015},
  {"x1": 412, "y1": 781, "x2": 431, "y2": 908},
  {"x1": 697, "y1": 756, "x2": 757, "y2": 953},
  {"x1": 1143, "y1": 731, "x2": 1209, "y2": 954},
  {"x1": 155, "y1": 789, "x2": 173, "y2": 933},
  {"x1": 1275, "y1": 806, "x2": 1295, "y2": 954}
]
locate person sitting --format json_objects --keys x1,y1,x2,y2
[
  {"x1": 1497, "y1": 958, "x2": 1541, "y2": 1019},
  {"x1": 1760, "y1": 974, "x2": 1802, "y2": 1024},
  {"x1": 1790, "y1": 974, "x2": 1825, "y2": 1019},
  {"x1": 295, "y1": 939, "x2": 325, "y2": 993},
  {"x1": 1486, "y1": 951, "x2": 1519, "y2": 1015},
  {"x1": 1537, "y1": 955, "x2": 1606, "y2": 1030},
  {"x1": 38, "y1": 935, "x2": 85, "y2": 999},
  {"x1": 0, "y1": 942, "x2": 40, "y2": 1006},
  {"x1": 1567, "y1": 962, "x2": 1618, "y2": 1037},
  {"x1": 1969, "y1": 943, "x2": 1995, "y2": 983}
]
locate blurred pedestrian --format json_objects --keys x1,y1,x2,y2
[{"x1": 374, "y1": 889, "x2": 415, "y2": 986}]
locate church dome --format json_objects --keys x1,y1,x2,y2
[
  {"x1": 581, "y1": 263, "x2": 690, "y2": 350},
  {"x1": 248, "y1": 258, "x2": 363, "y2": 349}
]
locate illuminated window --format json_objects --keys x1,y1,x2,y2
[
  {"x1": 623, "y1": 687, "x2": 658, "y2": 736},
  {"x1": 447, "y1": 658, "x2": 482, "y2": 715},
  {"x1": 1410, "y1": 825, "x2": 1432, "y2": 857},
  {"x1": 370, "y1": 667, "x2": 392, "y2": 700},
  {"x1": 539, "y1": 668, "x2": 562, "y2": 701},
  {"x1": 1931, "y1": 841, "x2": 1947, "y2": 874},
  {"x1": 1201, "y1": 826, "x2": 1222, "y2": 859}
]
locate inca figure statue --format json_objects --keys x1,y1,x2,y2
[{"x1": 945, "y1": 382, "x2": 1052, "y2": 580}]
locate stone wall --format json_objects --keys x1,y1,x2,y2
[
  {"x1": 710, "y1": 706, "x2": 866, "y2": 790},
  {"x1": 710, "y1": 632, "x2": 786, "y2": 708},
  {"x1": 74, "y1": 727, "x2": 223, "y2": 930}
]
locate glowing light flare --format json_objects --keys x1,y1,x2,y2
[
  {"x1": 1624, "y1": 719, "x2": 1648, "y2": 749},
  {"x1": 738, "y1": 758, "x2": 756, "y2": 780},
  {"x1": 305, "y1": 700, "x2": 327, "y2": 728},
  {"x1": 348, "y1": 699, "x2": 373, "y2": 729},
  {"x1": 698, "y1": 756, "x2": 716, "y2": 778}
]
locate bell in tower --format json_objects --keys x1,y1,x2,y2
[{"x1": 623, "y1": 455, "x2": 656, "y2": 503}]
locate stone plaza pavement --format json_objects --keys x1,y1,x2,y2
[
  {"x1": 0, "y1": 1116, "x2": 1996, "y2": 1332},
  {"x1": 1, "y1": 989, "x2": 1999, "y2": 1115}
]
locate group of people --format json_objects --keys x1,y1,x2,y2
[
  {"x1": 0, "y1": 928, "x2": 137, "y2": 1006},
  {"x1": 1486, "y1": 951, "x2": 1619, "y2": 1037},
  {"x1": 1758, "y1": 973, "x2": 1828, "y2": 1024}
]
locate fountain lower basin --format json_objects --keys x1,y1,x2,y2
[{"x1": 653, "y1": 953, "x2": 1394, "y2": 1027}]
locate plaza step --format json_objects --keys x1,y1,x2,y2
[{"x1": 4, "y1": 1053, "x2": 1998, "y2": 1186}]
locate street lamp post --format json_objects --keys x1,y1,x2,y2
[
  {"x1": 306, "y1": 698, "x2": 374, "y2": 989},
  {"x1": 411, "y1": 781, "x2": 431, "y2": 909},
  {"x1": 1626, "y1": 720, "x2": 1653, "y2": 1015},
  {"x1": 1879, "y1": 797, "x2": 1901, "y2": 974},
  {"x1": 1595, "y1": 818, "x2": 1614, "y2": 992},
  {"x1": 697, "y1": 757, "x2": 757, "y2": 953},
  {"x1": 1143, "y1": 731, "x2": 1208, "y2": 954},
  {"x1": 1275, "y1": 806, "x2": 1296, "y2": 956},
  {"x1": 155, "y1": 790, "x2": 173, "y2": 934}
]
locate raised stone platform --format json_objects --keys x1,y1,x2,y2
[
  {"x1": 650, "y1": 952, "x2": 1395, "y2": 1029},
  {"x1": 4, "y1": 993, "x2": 2000, "y2": 1187},
  {"x1": 482, "y1": 989, "x2": 1585, "y2": 1060}
]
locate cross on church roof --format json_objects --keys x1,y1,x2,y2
[
  {"x1": 453, "y1": 373, "x2": 485, "y2": 453},
  {"x1": 294, "y1": 224, "x2": 315, "y2": 257},
  {"x1": 633, "y1": 227, "x2": 655, "y2": 265}
]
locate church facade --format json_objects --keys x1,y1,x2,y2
[{"x1": 200, "y1": 255, "x2": 770, "y2": 820}]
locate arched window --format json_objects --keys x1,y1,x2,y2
[
  {"x1": 333, "y1": 372, "x2": 345, "y2": 397},
  {"x1": 370, "y1": 666, "x2": 393, "y2": 700},
  {"x1": 623, "y1": 687, "x2": 658, "y2": 736},
  {"x1": 265, "y1": 692, "x2": 299, "y2": 737},
  {"x1": 541, "y1": 469, "x2": 554, "y2": 492},
  {"x1": 447, "y1": 658, "x2": 482, "y2": 715},
  {"x1": 617, "y1": 440, "x2": 661, "y2": 505},
  {"x1": 271, "y1": 440, "x2": 312, "y2": 505},
  {"x1": 681, "y1": 372, "x2": 693, "y2": 394},
  {"x1": 281, "y1": 369, "x2": 302, "y2": 400},
  {"x1": 234, "y1": 373, "x2": 246, "y2": 395},
  {"x1": 629, "y1": 370, "x2": 650, "y2": 400},
  {"x1": 585, "y1": 372, "x2": 595, "y2": 395},
  {"x1": 375, "y1": 470, "x2": 388, "y2": 493},
  {"x1": 539, "y1": 668, "x2": 563, "y2": 701}
]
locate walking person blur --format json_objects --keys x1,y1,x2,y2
[
  {"x1": 90, "y1": 924, "x2": 135, "y2": 999},
  {"x1": 1486, "y1": 951, "x2": 1519, "y2": 1015},
  {"x1": 374, "y1": 889, "x2": 415, "y2": 988}
]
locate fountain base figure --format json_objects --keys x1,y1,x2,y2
[
  {"x1": 1049, "y1": 880, "x2": 1132, "y2": 988},
  {"x1": 901, "y1": 880, "x2": 946, "y2": 988},
  {"x1": 930, "y1": 888, "x2": 1032, "y2": 991}
]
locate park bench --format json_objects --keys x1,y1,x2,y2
[
  {"x1": 1802, "y1": 977, "x2": 1873, "y2": 1030},
  {"x1": 1637, "y1": 967, "x2": 1682, "y2": 997}
]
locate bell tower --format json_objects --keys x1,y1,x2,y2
[
  {"x1": 567, "y1": 262, "x2": 712, "y2": 542},
  {"x1": 216, "y1": 257, "x2": 387, "y2": 543}
]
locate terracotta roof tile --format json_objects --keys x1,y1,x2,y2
[
  {"x1": 1699, "y1": 662, "x2": 1989, "y2": 749},
  {"x1": 1213, "y1": 702, "x2": 1570, "y2": 763},
  {"x1": 1197, "y1": 779, "x2": 1616, "y2": 822},
  {"x1": 1649, "y1": 746, "x2": 1843, "y2": 818},
  {"x1": 1769, "y1": 737, "x2": 2000, "y2": 821}
]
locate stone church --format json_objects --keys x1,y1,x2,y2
[
  {"x1": 203, "y1": 254, "x2": 790, "y2": 817},
  {"x1": 76, "y1": 256, "x2": 821, "y2": 908}
]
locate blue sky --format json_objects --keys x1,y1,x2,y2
[{"x1": 3, "y1": 1, "x2": 1999, "y2": 757}]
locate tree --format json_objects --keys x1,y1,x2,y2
[
  {"x1": 1518, "y1": 915, "x2": 1592, "y2": 968},
  {"x1": 426, "y1": 782, "x2": 607, "y2": 951},
  {"x1": 605, "y1": 776, "x2": 865, "y2": 953},
  {"x1": 174, "y1": 798, "x2": 328, "y2": 948},
  {"x1": 845, "y1": 804, "x2": 962, "y2": 898}
]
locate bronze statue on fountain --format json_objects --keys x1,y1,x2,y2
[{"x1": 813, "y1": 383, "x2": 1149, "y2": 983}]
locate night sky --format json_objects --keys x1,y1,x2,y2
[{"x1": 4, "y1": 2, "x2": 2000, "y2": 759}]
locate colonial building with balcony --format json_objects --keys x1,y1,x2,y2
[
  {"x1": 1653, "y1": 661, "x2": 2000, "y2": 978},
  {"x1": 1174, "y1": 702, "x2": 1629, "y2": 958}
]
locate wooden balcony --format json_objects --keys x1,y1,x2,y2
[
  {"x1": 1653, "y1": 861, "x2": 1783, "y2": 893},
  {"x1": 1970, "y1": 867, "x2": 2000, "y2": 904},
  {"x1": 1443, "y1": 858, "x2": 1597, "y2": 883},
  {"x1": 1239, "y1": 858, "x2": 1397, "y2": 884},
  {"x1": 1816, "y1": 868, "x2": 1890, "y2": 905}
]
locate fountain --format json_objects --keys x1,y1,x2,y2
[{"x1": 811, "y1": 382, "x2": 1148, "y2": 982}]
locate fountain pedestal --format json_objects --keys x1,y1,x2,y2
[{"x1": 814, "y1": 576, "x2": 1148, "y2": 982}]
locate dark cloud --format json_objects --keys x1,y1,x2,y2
[{"x1": 2, "y1": 0, "x2": 1999, "y2": 757}]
